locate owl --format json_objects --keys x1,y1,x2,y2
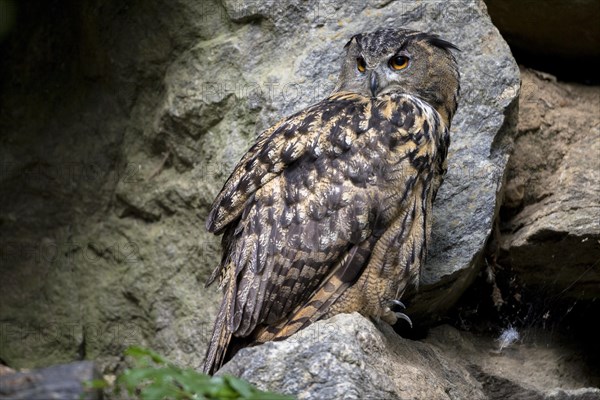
[{"x1": 202, "y1": 28, "x2": 460, "y2": 374}]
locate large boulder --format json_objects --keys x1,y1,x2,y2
[
  {"x1": 498, "y1": 68, "x2": 600, "y2": 299},
  {"x1": 221, "y1": 313, "x2": 599, "y2": 399},
  {"x1": 220, "y1": 313, "x2": 487, "y2": 400},
  {"x1": 0, "y1": 0, "x2": 518, "y2": 372}
]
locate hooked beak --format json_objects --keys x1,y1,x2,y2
[{"x1": 369, "y1": 72, "x2": 379, "y2": 98}]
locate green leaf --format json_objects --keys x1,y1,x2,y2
[
  {"x1": 206, "y1": 379, "x2": 238, "y2": 398},
  {"x1": 175, "y1": 368, "x2": 211, "y2": 393},
  {"x1": 113, "y1": 346, "x2": 292, "y2": 400},
  {"x1": 125, "y1": 346, "x2": 167, "y2": 364},
  {"x1": 117, "y1": 367, "x2": 163, "y2": 394},
  {"x1": 140, "y1": 383, "x2": 181, "y2": 400},
  {"x1": 224, "y1": 375, "x2": 254, "y2": 398}
]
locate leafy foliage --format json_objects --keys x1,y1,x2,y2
[{"x1": 102, "y1": 346, "x2": 292, "y2": 400}]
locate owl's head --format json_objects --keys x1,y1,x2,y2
[{"x1": 333, "y1": 28, "x2": 460, "y2": 125}]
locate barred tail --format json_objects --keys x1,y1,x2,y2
[
  {"x1": 255, "y1": 243, "x2": 370, "y2": 343},
  {"x1": 258, "y1": 273, "x2": 350, "y2": 342}
]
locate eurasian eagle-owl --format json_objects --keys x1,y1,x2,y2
[{"x1": 203, "y1": 28, "x2": 460, "y2": 374}]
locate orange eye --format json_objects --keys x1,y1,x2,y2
[
  {"x1": 390, "y1": 55, "x2": 409, "y2": 70},
  {"x1": 356, "y1": 57, "x2": 366, "y2": 73}
]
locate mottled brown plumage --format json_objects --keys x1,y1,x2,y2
[{"x1": 202, "y1": 28, "x2": 460, "y2": 374}]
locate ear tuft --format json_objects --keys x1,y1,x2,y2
[
  {"x1": 427, "y1": 36, "x2": 460, "y2": 52},
  {"x1": 409, "y1": 32, "x2": 460, "y2": 52}
]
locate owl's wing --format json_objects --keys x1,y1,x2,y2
[
  {"x1": 205, "y1": 92, "x2": 367, "y2": 235},
  {"x1": 203, "y1": 93, "x2": 382, "y2": 373},
  {"x1": 207, "y1": 91, "x2": 377, "y2": 318}
]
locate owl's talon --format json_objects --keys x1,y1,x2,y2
[
  {"x1": 388, "y1": 299, "x2": 406, "y2": 310},
  {"x1": 395, "y1": 312, "x2": 413, "y2": 328}
]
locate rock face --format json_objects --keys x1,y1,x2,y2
[
  {"x1": 499, "y1": 69, "x2": 600, "y2": 299},
  {"x1": 0, "y1": 0, "x2": 518, "y2": 372},
  {"x1": 0, "y1": 361, "x2": 100, "y2": 400},
  {"x1": 220, "y1": 313, "x2": 487, "y2": 400},
  {"x1": 221, "y1": 313, "x2": 600, "y2": 400}
]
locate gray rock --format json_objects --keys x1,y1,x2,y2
[
  {"x1": 219, "y1": 313, "x2": 487, "y2": 400},
  {"x1": 499, "y1": 69, "x2": 600, "y2": 299},
  {"x1": 0, "y1": 0, "x2": 223, "y2": 371},
  {"x1": 545, "y1": 388, "x2": 600, "y2": 400},
  {"x1": 0, "y1": 361, "x2": 100, "y2": 400},
  {"x1": 222, "y1": 314, "x2": 598, "y2": 399},
  {"x1": 425, "y1": 325, "x2": 598, "y2": 400}
]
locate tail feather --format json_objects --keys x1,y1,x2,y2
[
  {"x1": 202, "y1": 301, "x2": 232, "y2": 374},
  {"x1": 254, "y1": 243, "x2": 370, "y2": 342},
  {"x1": 204, "y1": 240, "x2": 373, "y2": 371},
  {"x1": 257, "y1": 273, "x2": 350, "y2": 342},
  {"x1": 203, "y1": 270, "x2": 235, "y2": 375}
]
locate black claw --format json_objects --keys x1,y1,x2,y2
[
  {"x1": 395, "y1": 312, "x2": 413, "y2": 328},
  {"x1": 388, "y1": 299, "x2": 406, "y2": 310}
]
